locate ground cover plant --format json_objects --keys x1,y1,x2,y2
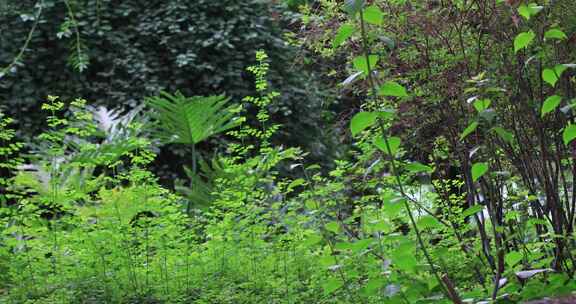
[{"x1": 1, "y1": 0, "x2": 576, "y2": 303}]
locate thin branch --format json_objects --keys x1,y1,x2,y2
[{"x1": 0, "y1": 2, "x2": 43, "y2": 78}]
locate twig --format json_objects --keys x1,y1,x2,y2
[{"x1": 0, "y1": 2, "x2": 43, "y2": 78}]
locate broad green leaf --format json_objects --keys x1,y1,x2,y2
[
  {"x1": 392, "y1": 253, "x2": 417, "y2": 273},
  {"x1": 405, "y1": 162, "x2": 433, "y2": 173},
  {"x1": 368, "y1": 220, "x2": 391, "y2": 233},
  {"x1": 350, "y1": 239, "x2": 373, "y2": 253},
  {"x1": 306, "y1": 164, "x2": 321, "y2": 171},
  {"x1": 288, "y1": 178, "x2": 306, "y2": 189},
  {"x1": 518, "y1": 5, "x2": 531, "y2": 20},
  {"x1": 514, "y1": 31, "x2": 535, "y2": 53},
  {"x1": 542, "y1": 69, "x2": 559, "y2": 87},
  {"x1": 335, "y1": 242, "x2": 354, "y2": 251},
  {"x1": 544, "y1": 28, "x2": 567, "y2": 40},
  {"x1": 473, "y1": 99, "x2": 491, "y2": 112},
  {"x1": 555, "y1": 64, "x2": 569, "y2": 78},
  {"x1": 374, "y1": 136, "x2": 401, "y2": 155},
  {"x1": 363, "y1": 5, "x2": 383, "y2": 25},
  {"x1": 541, "y1": 95, "x2": 562, "y2": 117},
  {"x1": 361, "y1": 278, "x2": 386, "y2": 296},
  {"x1": 505, "y1": 251, "x2": 523, "y2": 267},
  {"x1": 333, "y1": 24, "x2": 354, "y2": 48},
  {"x1": 319, "y1": 255, "x2": 338, "y2": 267},
  {"x1": 462, "y1": 205, "x2": 483, "y2": 217},
  {"x1": 378, "y1": 81, "x2": 408, "y2": 97},
  {"x1": 460, "y1": 121, "x2": 478, "y2": 141},
  {"x1": 325, "y1": 221, "x2": 340, "y2": 233},
  {"x1": 518, "y1": 3, "x2": 543, "y2": 20},
  {"x1": 492, "y1": 127, "x2": 514, "y2": 143},
  {"x1": 563, "y1": 124, "x2": 576, "y2": 145},
  {"x1": 353, "y1": 55, "x2": 379, "y2": 74},
  {"x1": 417, "y1": 216, "x2": 442, "y2": 229},
  {"x1": 471, "y1": 162, "x2": 488, "y2": 182},
  {"x1": 382, "y1": 196, "x2": 404, "y2": 217},
  {"x1": 323, "y1": 278, "x2": 344, "y2": 295},
  {"x1": 350, "y1": 112, "x2": 377, "y2": 136},
  {"x1": 302, "y1": 234, "x2": 323, "y2": 247}
]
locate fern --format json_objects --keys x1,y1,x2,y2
[
  {"x1": 175, "y1": 156, "x2": 231, "y2": 209},
  {"x1": 146, "y1": 91, "x2": 242, "y2": 145},
  {"x1": 147, "y1": 91, "x2": 242, "y2": 213}
]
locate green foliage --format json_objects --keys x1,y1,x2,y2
[
  {"x1": 0, "y1": 111, "x2": 24, "y2": 205},
  {"x1": 471, "y1": 162, "x2": 488, "y2": 182},
  {"x1": 514, "y1": 31, "x2": 536, "y2": 53},
  {"x1": 0, "y1": 0, "x2": 336, "y2": 175},
  {"x1": 541, "y1": 95, "x2": 562, "y2": 117},
  {"x1": 147, "y1": 92, "x2": 242, "y2": 146},
  {"x1": 1, "y1": 0, "x2": 576, "y2": 303},
  {"x1": 378, "y1": 81, "x2": 408, "y2": 97}
]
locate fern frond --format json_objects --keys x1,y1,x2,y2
[{"x1": 146, "y1": 91, "x2": 242, "y2": 145}]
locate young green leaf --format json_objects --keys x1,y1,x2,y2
[
  {"x1": 462, "y1": 205, "x2": 483, "y2": 218},
  {"x1": 378, "y1": 81, "x2": 408, "y2": 97},
  {"x1": 505, "y1": 251, "x2": 523, "y2": 267},
  {"x1": 361, "y1": 278, "x2": 386, "y2": 296},
  {"x1": 368, "y1": 220, "x2": 391, "y2": 233},
  {"x1": 350, "y1": 239, "x2": 373, "y2": 253},
  {"x1": 333, "y1": 24, "x2": 354, "y2": 48},
  {"x1": 288, "y1": 178, "x2": 306, "y2": 190},
  {"x1": 492, "y1": 127, "x2": 514, "y2": 143},
  {"x1": 374, "y1": 136, "x2": 401, "y2": 155},
  {"x1": 405, "y1": 162, "x2": 433, "y2": 173},
  {"x1": 363, "y1": 5, "x2": 383, "y2": 25},
  {"x1": 544, "y1": 28, "x2": 568, "y2": 40},
  {"x1": 460, "y1": 121, "x2": 478, "y2": 141},
  {"x1": 514, "y1": 31, "x2": 535, "y2": 53},
  {"x1": 563, "y1": 124, "x2": 576, "y2": 145},
  {"x1": 555, "y1": 64, "x2": 569, "y2": 78},
  {"x1": 353, "y1": 55, "x2": 379, "y2": 74},
  {"x1": 391, "y1": 252, "x2": 417, "y2": 273},
  {"x1": 473, "y1": 99, "x2": 491, "y2": 112},
  {"x1": 417, "y1": 216, "x2": 442, "y2": 229},
  {"x1": 323, "y1": 278, "x2": 344, "y2": 295},
  {"x1": 518, "y1": 5, "x2": 531, "y2": 20},
  {"x1": 541, "y1": 95, "x2": 562, "y2": 117},
  {"x1": 542, "y1": 69, "x2": 559, "y2": 87},
  {"x1": 518, "y1": 3, "x2": 543, "y2": 20},
  {"x1": 350, "y1": 112, "x2": 377, "y2": 136},
  {"x1": 325, "y1": 221, "x2": 340, "y2": 233},
  {"x1": 302, "y1": 234, "x2": 323, "y2": 247},
  {"x1": 472, "y1": 162, "x2": 488, "y2": 182}
]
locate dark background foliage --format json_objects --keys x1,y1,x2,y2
[{"x1": 0, "y1": 0, "x2": 342, "y2": 181}]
